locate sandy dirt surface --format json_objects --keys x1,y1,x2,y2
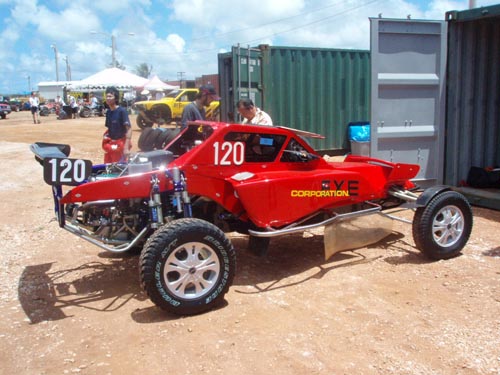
[{"x1": 0, "y1": 110, "x2": 499, "y2": 375}]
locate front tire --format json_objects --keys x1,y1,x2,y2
[
  {"x1": 412, "y1": 191, "x2": 473, "y2": 260},
  {"x1": 139, "y1": 218, "x2": 236, "y2": 315}
]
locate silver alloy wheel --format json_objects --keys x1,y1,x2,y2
[
  {"x1": 432, "y1": 205, "x2": 464, "y2": 247},
  {"x1": 163, "y1": 241, "x2": 221, "y2": 299}
]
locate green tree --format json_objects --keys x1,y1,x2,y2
[{"x1": 135, "y1": 63, "x2": 153, "y2": 78}]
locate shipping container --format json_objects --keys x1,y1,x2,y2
[
  {"x1": 218, "y1": 45, "x2": 370, "y2": 151},
  {"x1": 369, "y1": 18, "x2": 448, "y2": 188},
  {"x1": 444, "y1": 4, "x2": 500, "y2": 200}
]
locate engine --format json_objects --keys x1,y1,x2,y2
[{"x1": 66, "y1": 199, "x2": 150, "y2": 245}]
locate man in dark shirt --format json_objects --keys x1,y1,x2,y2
[
  {"x1": 102, "y1": 86, "x2": 132, "y2": 163},
  {"x1": 180, "y1": 84, "x2": 219, "y2": 129}
]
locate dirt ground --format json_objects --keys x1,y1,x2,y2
[{"x1": 0, "y1": 110, "x2": 499, "y2": 375}]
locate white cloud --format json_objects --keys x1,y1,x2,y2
[{"x1": 1, "y1": 0, "x2": 499, "y2": 92}]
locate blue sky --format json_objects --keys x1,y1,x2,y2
[{"x1": 0, "y1": 0, "x2": 498, "y2": 94}]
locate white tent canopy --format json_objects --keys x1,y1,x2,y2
[
  {"x1": 68, "y1": 68, "x2": 148, "y2": 91},
  {"x1": 142, "y1": 75, "x2": 179, "y2": 91}
]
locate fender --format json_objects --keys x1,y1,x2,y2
[{"x1": 415, "y1": 185, "x2": 452, "y2": 207}]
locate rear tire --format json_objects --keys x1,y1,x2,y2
[
  {"x1": 139, "y1": 218, "x2": 236, "y2": 315},
  {"x1": 412, "y1": 191, "x2": 473, "y2": 260}
]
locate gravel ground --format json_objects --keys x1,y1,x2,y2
[{"x1": 0, "y1": 111, "x2": 499, "y2": 375}]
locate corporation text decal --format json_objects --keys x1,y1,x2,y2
[{"x1": 291, "y1": 180, "x2": 359, "y2": 198}]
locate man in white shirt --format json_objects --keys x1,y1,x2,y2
[
  {"x1": 237, "y1": 98, "x2": 273, "y2": 126},
  {"x1": 89, "y1": 93, "x2": 99, "y2": 109},
  {"x1": 29, "y1": 91, "x2": 40, "y2": 124}
]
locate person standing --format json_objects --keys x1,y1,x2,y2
[
  {"x1": 55, "y1": 95, "x2": 66, "y2": 119},
  {"x1": 237, "y1": 98, "x2": 273, "y2": 126},
  {"x1": 180, "y1": 84, "x2": 219, "y2": 129},
  {"x1": 89, "y1": 92, "x2": 99, "y2": 109},
  {"x1": 29, "y1": 91, "x2": 40, "y2": 124},
  {"x1": 102, "y1": 86, "x2": 132, "y2": 163},
  {"x1": 69, "y1": 95, "x2": 78, "y2": 119}
]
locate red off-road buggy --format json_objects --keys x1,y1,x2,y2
[{"x1": 31, "y1": 121, "x2": 473, "y2": 315}]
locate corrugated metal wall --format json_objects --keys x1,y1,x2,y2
[
  {"x1": 445, "y1": 6, "x2": 500, "y2": 186},
  {"x1": 218, "y1": 45, "x2": 370, "y2": 151},
  {"x1": 261, "y1": 46, "x2": 370, "y2": 150}
]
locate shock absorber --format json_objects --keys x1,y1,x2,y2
[
  {"x1": 171, "y1": 166, "x2": 192, "y2": 217},
  {"x1": 148, "y1": 174, "x2": 163, "y2": 228}
]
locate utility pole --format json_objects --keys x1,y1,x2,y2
[
  {"x1": 177, "y1": 72, "x2": 185, "y2": 88},
  {"x1": 50, "y1": 44, "x2": 60, "y2": 81}
]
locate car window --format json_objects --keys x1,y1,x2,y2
[
  {"x1": 225, "y1": 132, "x2": 286, "y2": 162},
  {"x1": 280, "y1": 137, "x2": 312, "y2": 163}
]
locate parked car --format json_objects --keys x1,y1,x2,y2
[
  {"x1": 9, "y1": 100, "x2": 21, "y2": 112},
  {"x1": 23, "y1": 101, "x2": 31, "y2": 111},
  {"x1": 132, "y1": 88, "x2": 220, "y2": 129},
  {"x1": 0, "y1": 102, "x2": 11, "y2": 119}
]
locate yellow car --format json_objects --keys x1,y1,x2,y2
[{"x1": 132, "y1": 88, "x2": 220, "y2": 129}]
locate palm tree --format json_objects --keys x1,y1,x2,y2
[{"x1": 135, "y1": 63, "x2": 153, "y2": 78}]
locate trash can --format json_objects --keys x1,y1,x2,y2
[{"x1": 348, "y1": 121, "x2": 370, "y2": 156}]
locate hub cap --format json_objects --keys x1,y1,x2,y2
[
  {"x1": 163, "y1": 242, "x2": 220, "y2": 299},
  {"x1": 432, "y1": 205, "x2": 465, "y2": 247}
]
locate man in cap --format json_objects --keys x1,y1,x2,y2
[{"x1": 180, "y1": 84, "x2": 219, "y2": 129}]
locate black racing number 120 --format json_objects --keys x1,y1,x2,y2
[{"x1": 43, "y1": 158, "x2": 92, "y2": 186}]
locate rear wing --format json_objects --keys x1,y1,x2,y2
[{"x1": 30, "y1": 142, "x2": 71, "y2": 165}]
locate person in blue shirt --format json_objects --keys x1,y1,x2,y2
[{"x1": 102, "y1": 86, "x2": 132, "y2": 163}]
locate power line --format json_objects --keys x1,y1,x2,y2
[
  {"x1": 189, "y1": 0, "x2": 348, "y2": 42},
  {"x1": 241, "y1": 0, "x2": 383, "y2": 45},
  {"x1": 130, "y1": 0, "x2": 382, "y2": 58}
]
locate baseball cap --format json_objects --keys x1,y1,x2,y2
[{"x1": 199, "y1": 84, "x2": 220, "y2": 100}]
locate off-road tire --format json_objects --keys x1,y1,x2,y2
[
  {"x1": 79, "y1": 108, "x2": 91, "y2": 118},
  {"x1": 151, "y1": 104, "x2": 172, "y2": 126},
  {"x1": 138, "y1": 128, "x2": 159, "y2": 151},
  {"x1": 157, "y1": 128, "x2": 180, "y2": 148},
  {"x1": 412, "y1": 191, "x2": 473, "y2": 260},
  {"x1": 139, "y1": 218, "x2": 236, "y2": 315},
  {"x1": 136, "y1": 113, "x2": 154, "y2": 129}
]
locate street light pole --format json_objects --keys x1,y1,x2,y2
[
  {"x1": 90, "y1": 31, "x2": 134, "y2": 68},
  {"x1": 50, "y1": 44, "x2": 60, "y2": 81},
  {"x1": 63, "y1": 56, "x2": 72, "y2": 80},
  {"x1": 111, "y1": 35, "x2": 116, "y2": 67},
  {"x1": 27, "y1": 75, "x2": 31, "y2": 92}
]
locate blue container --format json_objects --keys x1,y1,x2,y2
[{"x1": 348, "y1": 121, "x2": 370, "y2": 142}]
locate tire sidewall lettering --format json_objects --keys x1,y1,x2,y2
[{"x1": 155, "y1": 238, "x2": 181, "y2": 307}]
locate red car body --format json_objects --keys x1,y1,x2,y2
[{"x1": 61, "y1": 122, "x2": 419, "y2": 230}]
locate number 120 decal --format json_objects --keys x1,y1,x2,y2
[
  {"x1": 213, "y1": 141, "x2": 244, "y2": 165},
  {"x1": 43, "y1": 157, "x2": 92, "y2": 186}
]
